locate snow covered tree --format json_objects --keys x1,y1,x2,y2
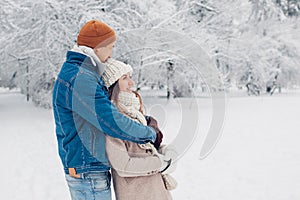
[
  {"x1": 1, "y1": 0, "x2": 300, "y2": 107},
  {"x1": 0, "y1": 0, "x2": 85, "y2": 107},
  {"x1": 275, "y1": 0, "x2": 300, "y2": 16}
]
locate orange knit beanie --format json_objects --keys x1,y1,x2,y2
[{"x1": 77, "y1": 20, "x2": 116, "y2": 49}]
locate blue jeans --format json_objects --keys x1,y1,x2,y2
[{"x1": 65, "y1": 171, "x2": 111, "y2": 200}]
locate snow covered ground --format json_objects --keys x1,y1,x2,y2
[{"x1": 1, "y1": 87, "x2": 300, "y2": 200}]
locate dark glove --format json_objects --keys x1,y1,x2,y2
[
  {"x1": 146, "y1": 116, "x2": 159, "y2": 131},
  {"x1": 154, "y1": 130, "x2": 163, "y2": 150},
  {"x1": 146, "y1": 116, "x2": 163, "y2": 149}
]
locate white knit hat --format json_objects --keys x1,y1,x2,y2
[{"x1": 102, "y1": 59, "x2": 133, "y2": 87}]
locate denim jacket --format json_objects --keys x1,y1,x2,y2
[{"x1": 52, "y1": 51, "x2": 156, "y2": 174}]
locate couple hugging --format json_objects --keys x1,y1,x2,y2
[{"x1": 52, "y1": 20, "x2": 178, "y2": 200}]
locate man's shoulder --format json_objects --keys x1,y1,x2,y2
[{"x1": 66, "y1": 50, "x2": 87, "y2": 61}]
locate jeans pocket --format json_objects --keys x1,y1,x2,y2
[
  {"x1": 89, "y1": 172, "x2": 110, "y2": 192},
  {"x1": 66, "y1": 174, "x2": 82, "y2": 183},
  {"x1": 65, "y1": 175, "x2": 87, "y2": 199}
]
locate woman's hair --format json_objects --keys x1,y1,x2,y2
[
  {"x1": 108, "y1": 81, "x2": 119, "y2": 102},
  {"x1": 108, "y1": 81, "x2": 144, "y2": 114}
]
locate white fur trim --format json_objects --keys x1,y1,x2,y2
[{"x1": 70, "y1": 45, "x2": 104, "y2": 74}]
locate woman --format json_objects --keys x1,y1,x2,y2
[{"x1": 101, "y1": 59, "x2": 177, "y2": 200}]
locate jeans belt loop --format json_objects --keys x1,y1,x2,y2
[{"x1": 68, "y1": 168, "x2": 80, "y2": 178}]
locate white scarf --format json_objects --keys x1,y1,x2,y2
[{"x1": 117, "y1": 91, "x2": 147, "y2": 126}]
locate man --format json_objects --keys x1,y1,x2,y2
[{"x1": 52, "y1": 20, "x2": 164, "y2": 200}]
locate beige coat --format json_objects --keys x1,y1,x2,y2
[
  {"x1": 106, "y1": 136, "x2": 172, "y2": 200},
  {"x1": 105, "y1": 92, "x2": 172, "y2": 200}
]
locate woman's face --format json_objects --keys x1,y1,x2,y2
[{"x1": 118, "y1": 73, "x2": 134, "y2": 93}]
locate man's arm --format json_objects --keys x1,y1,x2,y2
[{"x1": 71, "y1": 71, "x2": 156, "y2": 143}]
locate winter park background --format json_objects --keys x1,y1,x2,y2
[{"x1": 1, "y1": 0, "x2": 300, "y2": 199}]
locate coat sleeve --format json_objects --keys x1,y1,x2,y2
[
  {"x1": 71, "y1": 71, "x2": 156, "y2": 144},
  {"x1": 105, "y1": 135, "x2": 162, "y2": 177}
]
